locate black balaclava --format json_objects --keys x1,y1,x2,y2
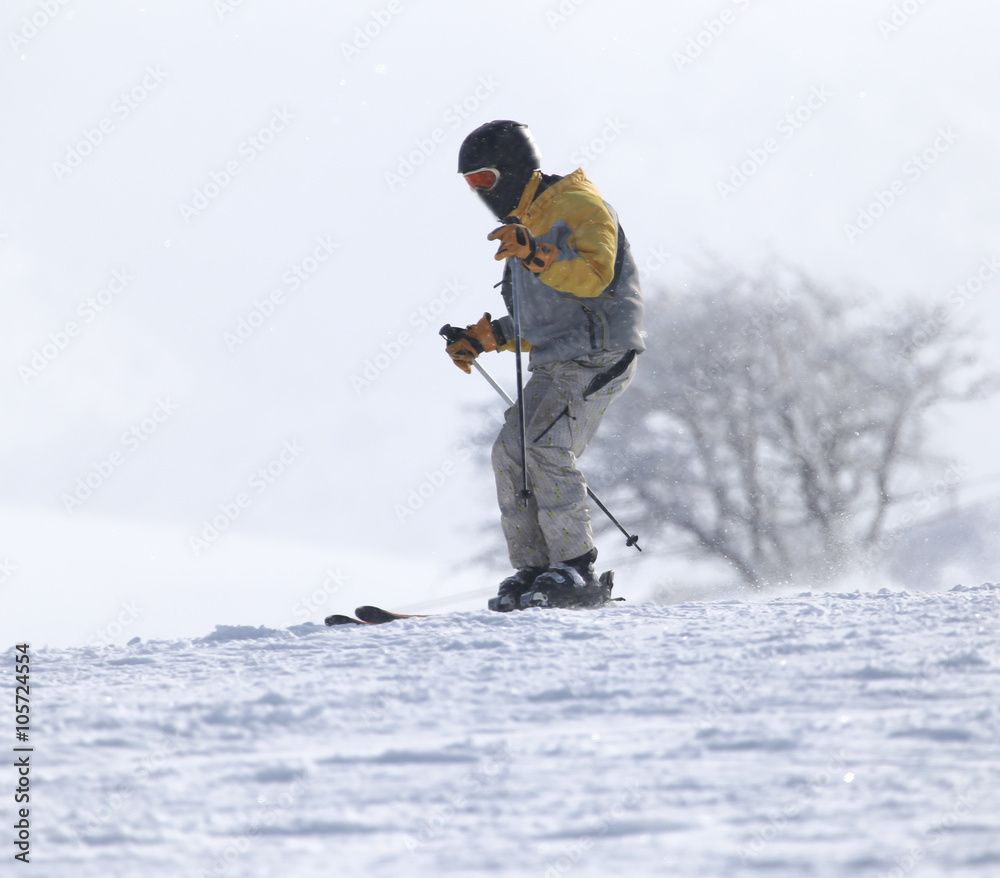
[{"x1": 458, "y1": 120, "x2": 542, "y2": 220}]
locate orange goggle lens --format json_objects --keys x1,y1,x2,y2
[{"x1": 463, "y1": 168, "x2": 500, "y2": 191}]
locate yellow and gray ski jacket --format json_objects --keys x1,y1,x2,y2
[{"x1": 493, "y1": 169, "x2": 645, "y2": 368}]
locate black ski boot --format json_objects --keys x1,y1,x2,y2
[
  {"x1": 488, "y1": 566, "x2": 546, "y2": 612},
  {"x1": 520, "y1": 549, "x2": 615, "y2": 609}
]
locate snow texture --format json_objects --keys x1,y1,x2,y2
[{"x1": 19, "y1": 584, "x2": 1000, "y2": 877}]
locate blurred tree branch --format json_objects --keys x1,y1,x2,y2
[{"x1": 592, "y1": 264, "x2": 998, "y2": 588}]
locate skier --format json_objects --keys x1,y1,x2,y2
[{"x1": 446, "y1": 120, "x2": 645, "y2": 611}]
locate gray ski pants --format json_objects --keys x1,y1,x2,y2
[{"x1": 491, "y1": 349, "x2": 637, "y2": 569}]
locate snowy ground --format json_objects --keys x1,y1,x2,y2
[{"x1": 16, "y1": 583, "x2": 1000, "y2": 877}]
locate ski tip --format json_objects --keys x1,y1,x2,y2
[
  {"x1": 354, "y1": 605, "x2": 435, "y2": 625},
  {"x1": 355, "y1": 605, "x2": 406, "y2": 624},
  {"x1": 324, "y1": 614, "x2": 368, "y2": 626},
  {"x1": 326, "y1": 606, "x2": 439, "y2": 627}
]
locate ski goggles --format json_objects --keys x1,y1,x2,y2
[{"x1": 462, "y1": 167, "x2": 500, "y2": 191}]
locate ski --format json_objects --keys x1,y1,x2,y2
[
  {"x1": 354, "y1": 606, "x2": 436, "y2": 625},
  {"x1": 324, "y1": 614, "x2": 370, "y2": 626},
  {"x1": 325, "y1": 576, "x2": 622, "y2": 627},
  {"x1": 324, "y1": 607, "x2": 436, "y2": 627}
]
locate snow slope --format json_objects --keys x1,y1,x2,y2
[{"x1": 20, "y1": 584, "x2": 1000, "y2": 877}]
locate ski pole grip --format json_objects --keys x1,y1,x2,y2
[{"x1": 439, "y1": 324, "x2": 464, "y2": 344}]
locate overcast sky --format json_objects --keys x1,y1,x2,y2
[{"x1": 3, "y1": 0, "x2": 998, "y2": 646}]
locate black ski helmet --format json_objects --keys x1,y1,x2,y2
[{"x1": 458, "y1": 120, "x2": 541, "y2": 219}]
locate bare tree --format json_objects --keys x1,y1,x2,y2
[{"x1": 592, "y1": 264, "x2": 995, "y2": 588}]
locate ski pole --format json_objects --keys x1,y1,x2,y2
[
  {"x1": 440, "y1": 325, "x2": 642, "y2": 552},
  {"x1": 504, "y1": 224, "x2": 533, "y2": 507}
]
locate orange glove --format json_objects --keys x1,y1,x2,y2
[
  {"x1": 488, "y1": 223, "x2": 536, "y2": 261},
  {"x1": 444, "y1": 313, "x2": 499, "y2": 373},
  {"x1": 487, "y1": 223, "x2": 558, "y2": 274},
  {"x1": 522, "y1": 242, "x2": 558, "y2": 274}
]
